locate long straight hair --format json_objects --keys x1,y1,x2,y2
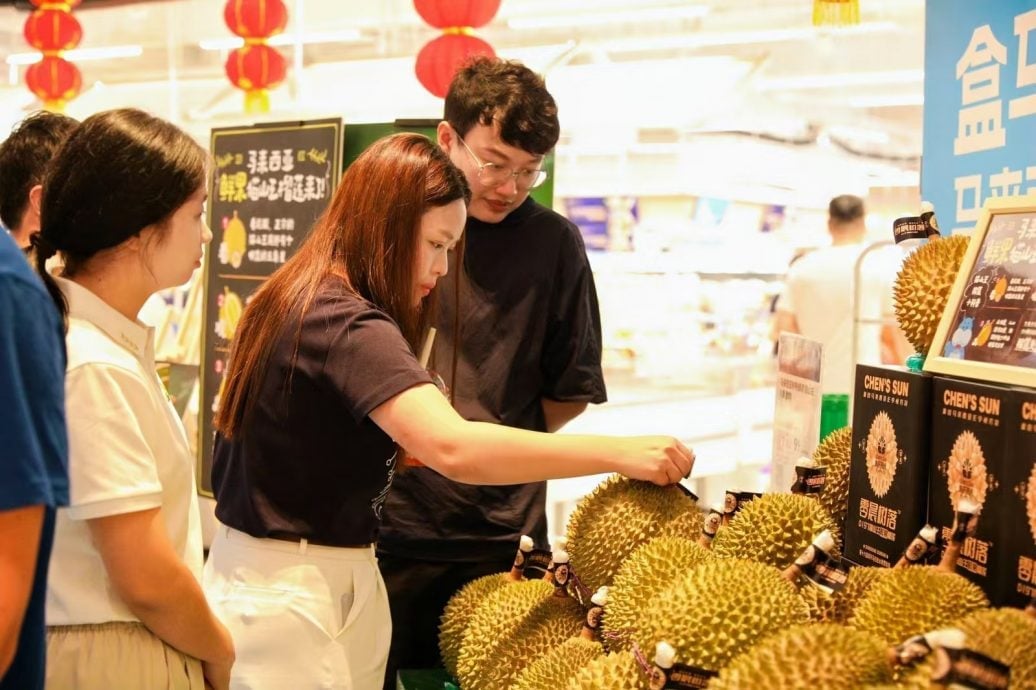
[{"x1": 216, "y1": 133, "x2": 469, "y2": 438}]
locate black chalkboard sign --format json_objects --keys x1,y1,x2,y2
[
  {"x1": 926, "y1": 195, "x2": 1036, "y2": 388},
  {"x1": 197, "y1": 118, "x2": 342, "y2": 495}
]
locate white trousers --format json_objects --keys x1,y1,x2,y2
[{"x1": 203, "y1": 526, "x2": 391, "y2": 690}]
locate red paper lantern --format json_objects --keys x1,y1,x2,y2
[
  {"x1": 25, "y1": 55, "x2": 81, "y2": 109},
  {"x1": 415, "y1": 33, "x2": 495, "y2": 99},
  {"x1": 23, "y1": 8, "x2": 82, "y2": 53},
  {"x1": 225, "y1": 43, "x2": 287, "y2": 113},
  {"x1": 30, "y1": 0, "x2": 82, "y2": 8},
  {"x1": 413, "y1": 0, "x2": 501, "y2": 29},
  {"x1": 224, "y1": 0, "x2": 288, "y2": 39}
]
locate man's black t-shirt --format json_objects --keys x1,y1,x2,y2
[
  {"x1": 378, "y1": 197, "x2": 607, "y2": 562},
  {"x1": 212, "y1": 277, "x2": 431, "y2": 547}
]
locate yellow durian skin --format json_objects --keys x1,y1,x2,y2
[
  {"x1": 513, "y1": 637, "x2": 604, "y2": 690},
  {"x1": 634, "y1": 559, "x2": 810, "y2": 673},
  {"x1": 604, "y1": 536, "x2": 710, "y2": 651},
  {"x1": 803, "y1": 565, "x2": 891, "y2": 623},
  {"x1": 893, "y1": 234, "x2": 970, "y2": 355},
  {"x1": 813, "y1": 426, "x2": 853, "y2": 530},
  {"x1": 711, "y1": 623, "x2": 895, "y2": 690},
  {"x1": 438, "y1": 572, "x2": 510, "y2": 679},
  {"x1": 564, "y1": 651, "x2": 651, "y2": 690},
  {"x1": 711, "y1": 493, "x2": 840, "y2": 570},
  {"x1": 565, "y1": 475, "x2": 701, "y2": 592},
  {"x1": 849, "y1": 566, "x2": 988, "y2": 646},
  {"x1": 467, "y1": 596, "x2": 585, "y2": 690},
  {"x1": 455, "y1": 579, "x2": 552, "y2": 690},
  {"x1": 955, "y1": 607, "x2": 1036, "y2": 687}
]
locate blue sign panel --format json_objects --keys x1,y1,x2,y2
[{"x1": 923, "y1": 1, "x2": 1036, "y2": 234}]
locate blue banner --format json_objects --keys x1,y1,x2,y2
[{"x1": 923, "y1": 1, "x2": 1036, "y2": 234}]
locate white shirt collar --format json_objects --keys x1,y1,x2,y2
[{"x1": 57, "y1": 277, "x2": 154, "y2": 361}]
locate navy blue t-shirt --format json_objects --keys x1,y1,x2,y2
[{"x1": 0, "y1": 231, "x2": 68, "y2": 690}]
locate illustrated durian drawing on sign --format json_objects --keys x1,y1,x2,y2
[
  {"x1": 945, "y1": 430, "x2": 989, "y2": 514},
  {"x1": 892, "y1": 233, "x2": 970, "y2": 356},
  {"x1": 991, "y1": 274, "x2": 1008, "y2": 301},
  {"x1": 219, "y1": 209, "x2": 248, "y2": 269},
  {"x1": 866, "y1": 412, "x2": 900, "y2": 498},
  {"x1": 215, "y1": 287, "x2": 244, "y2": 341}
]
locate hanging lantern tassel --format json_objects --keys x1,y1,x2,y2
[{"x1": 813, "y1": 0, "x2": 860, "y2": 27}]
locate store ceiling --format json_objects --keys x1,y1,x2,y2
[{"x1": 0, "y1": 0, "x2": 926, "y2": 174}]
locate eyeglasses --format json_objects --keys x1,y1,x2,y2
[{"x1": 456, "y1": 135, "x2": 548, "y2": 190}]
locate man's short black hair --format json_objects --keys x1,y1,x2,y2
[
  {"x1": 829, "y1": 194, "x2": 865, "y2": 224},
  {"x1": 0, "y1": 110, "x2": 78, "y2": 231},
  {"x1": 444, "y1": 57, "x2": 560, "y2": 156}
]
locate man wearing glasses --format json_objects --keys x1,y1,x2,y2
[{"x1": 378, "y1": 57, "x2": 607, "y2": 687}]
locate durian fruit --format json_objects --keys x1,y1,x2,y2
[
  {"x1": 438, "y1": 573, "x2": 510, "y2": 679},
  {"x1": 466, "y1": 594, "x2": 585, "y2": 690},
  {"x1": 849, "y1": 566, "x2": 988, "y2": 645},
  {"x1": 712, "y1": 493, "x2": 840, "y2": 570},
  {"x1": 634, "y1": 559, "x2": 810, "y2": 674},
  {"x1": 565, "y1": 651, "x2": 650, "y2": 690},
  {"x1": 893, "y1": 233, "x2": 970, "y2": 356},
  {"x1": 604, "y1": 537, "x2": 711, "y2": 651},
  {"x1": 805, "y1": 565, "x2": 891, "y2": 623},
  {"x1": 513, "y1": 638, "x2": 604, "y2": 690},
  {"x1": 455, "y1": 579, "x2": 552, "y2": 690},
  {"x1": 813, "y1": 426, "x2": 853, "y2": 530},
  {"x1": 710, "y1": 624, "x2": 895, "y2": 689},
  {"x1": 565, "y1": 476, "x2": 701, "y2": 591},
  {"x1": 951, "y1": 607, "x2": 1035, "y2": 686}
]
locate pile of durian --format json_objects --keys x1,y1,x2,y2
[{"x1": 438, "y1": 429, "x2": 1036, "y2": 689}]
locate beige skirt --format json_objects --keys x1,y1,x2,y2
[{"x1": 46, "y1": 621, "x2": 205, "y2": 690}]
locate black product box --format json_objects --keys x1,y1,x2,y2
[
  {"x1": 928, "y1": 376, "x2": 1012, "y2": 603},
  {"x1": 999, "y1": 388, "x2": 1036, "y2": 607},
  {"x1": 844, "y1": 365, "x2": 932, "y2": 568}
]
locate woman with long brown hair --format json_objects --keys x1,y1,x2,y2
[{"x1": 204, "y1": 132, "x2": 694, "y2": 689}]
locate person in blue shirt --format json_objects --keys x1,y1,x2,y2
[{"x1": 0, "y1": 228, "x2": 68, "y2": 690}]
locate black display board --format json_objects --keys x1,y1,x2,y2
[
  {"x1": 926, "y1": 196, "x2": 1036, "y2": 388},
  {"x1": 197, "y1": 118, "x2": 342, "y2": 495}
]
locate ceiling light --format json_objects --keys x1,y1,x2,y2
[
  {"x1": 507, "y1": 5, "x2": 710, "y2": 30},
  {"x1": 849, "y1": 93, "x2": 925, "y2": 108},
  {"x1": 596, "y1": 21, "x2": 897, "y2": 54},
  {"x1": 6, "y1": 44, "x2": 143, "y2": 66},
  {"x1": 758, "y1": 69, "x2": 924, "y2": 91},
  {"x1": 199, "y1": 29, "x2": 364, "y2": 51}
]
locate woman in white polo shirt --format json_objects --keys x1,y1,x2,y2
[{"x1": 30, "y1": 109, "x2": 234, "y2": 690}]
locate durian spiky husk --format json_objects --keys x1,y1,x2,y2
[
  {"x1": 712, "y1": 493, "x2": 840, "y2": 569},
  {"x1": 604, "y1": 536, "x2": 711, "y2": 651},
  {"x1": 849, "y1": 566, "x2": 988, "y2": 645},
  {"x1": 893, "y1": 234, "x2": 970, "y2": 356},
  {"x1": 890, "y1": 607, "x2": 1036, "y2": 690},
  {"x1": 438, "y1": 572, "x2": 510, "y2": 678},
  {"x1": 513, "y1": 638, "x2": 604, "y2": 690},
  {"x1": 803, "y1": 565, "x2": 891, "y2": 623},
  {"x1": 466, "y1": 596, "x2": 585, "y2": 690},
  {"x1": 710, "y1": 623, "x2": 894, "y2": 689},
  {"x1": 565, "y1": 475, "x2": 701, "y2": 592},
  {"x1": 634, "y1": 559, "x2": 810, "y2": 673},
  {"x1": 813, "y1": 426, "x2": 853, "y2": 530},
  {"x1": 455, "y1": 579, "x2": 552, "y2": 690},
  {"x1": 564, "y1": 651, "x2": 650, "y2": 690}
]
